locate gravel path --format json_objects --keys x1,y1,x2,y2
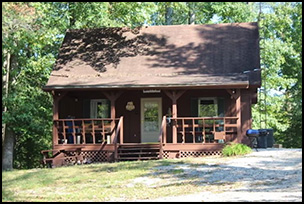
[{"x1": 134, "y1": 148, "x2": 302, "y2": 202}]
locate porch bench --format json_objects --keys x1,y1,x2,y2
[
  {"x1": 42, "y1": 156, "x2": 84, "y2": 167},
  {"x1": 59, "y1": 147, "x2": 85, "y2": 161},
  {"x1": 41, "y1": 150, "x2": 61, "y2": 164},
  {"x1": 41, "y1": 147, "x2": 85, "y2": 167}
]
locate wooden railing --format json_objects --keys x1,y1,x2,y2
[
  {"x1": 113, "y1": 116, "x2": 124, "y2": 161},
  {"x1": 158, "y1": 116, "x2": 167, "y2": 159},
  {"x1": 53, "y1": 116, "x2": 237, "y2": 146},
  {"x1": 170, "y1": 117, "x2": 238, "y2": 144},
  {"x1": 53, "y1": 118, "x2": 120, "y2": 145}
]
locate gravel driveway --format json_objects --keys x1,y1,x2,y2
[{"x1": 135, "y1": 148, "x2": 302, "y2": 202}]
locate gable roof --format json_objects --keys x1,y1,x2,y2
[{"x1": 44, "y1": 22, "x2": 261, "y2": 91}]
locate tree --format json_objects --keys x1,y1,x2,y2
[
  {"x1": 108, "y1": 2, "x2": 157, "y2": 27},
  {"x1": 152, "y1": 2, "x2": 215, "y2": 25},
  {"x1": 251, "y1": 2, "x2": 302, "y2": 148},
  {"x1": 3, "y1": 2, "x2": 35, "y2": 170},
  {"x1": 210, "y1": 2, "x2": 257, "y2": 23},
  {"x1": 2, "y1": 2, "x2": 158, "y2": 170}
]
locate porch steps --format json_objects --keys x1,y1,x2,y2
[{"x1": 117, "y1": 143, "x2": 160, "y2": 161}]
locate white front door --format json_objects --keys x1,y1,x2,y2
[{"x1": 141, "y1": 98, "x2": 162, "y2": 143}]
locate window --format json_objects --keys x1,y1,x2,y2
[
  {"x1": 198, "y1": 98, "x2": 218, "y2": 117},
  {"x1": 197, "y1": 97, "x2": 225, "y2": 142},
  {"x1": 90, "y1": 99, "x2": 110, "y2": 118}
]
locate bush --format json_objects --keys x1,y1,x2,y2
[{"x1": 222, "y1": 142, "x2": 252, "y2": 157}]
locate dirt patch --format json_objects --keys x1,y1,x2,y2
[{"x1": 132, "y1": 148, "x2": 302, "y2": 202}]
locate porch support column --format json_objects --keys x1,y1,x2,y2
[
  {"x1": 164, "y1": 90, "x2": 186, "y2": 144},
  {"x1": 103, "y1": 91, "x2": 123, "y2": 143},
  {"x1": 235, "y1": 89, "x2": 242, "y2": 143},
  {"x1": 52, "y1": 91, "x2": 67, "y2": 148},
  {"x1": 226, "y1": 89, "x2": 242, "y2": 143}
]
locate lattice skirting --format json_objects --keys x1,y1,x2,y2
[
  {"x1": 179, "y1": 150, "x2": 222, "y2": 158},
  {"x1": 162, "y1": 151, "x2": 170, "y2": 159},
  {"x1": 162, "y1": 150, "x2": 222, "y2": 159},
  {"x1": 60, "y1": 150, "x2": 221, "y2": 165},
  {"x1": 63, "y1": 151, "x2": 113, "y2": 164}
]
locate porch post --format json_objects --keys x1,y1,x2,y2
[
  {"x1": 52, "y1": 95, "x2": 58, "y2": 148},
  {"x1": 226, "y1": 89, "x2": 242, "y2": 143},
  {"x1": 52, "y1": 91, "x2": 67, "y2": 148},
  {"x1": 110, "y1": 99, "x2": 116, "y2": 120},
  {"x1": 110, "y1": 98, "x2": 116, "y2": 144},
  {"x1": 172, "y1": 96, "x2": 178, "y2": 144},
  {"x1": 236, "y1": 89, "x2": 242, "y2": 143},
  {"x1": 103, "y1": 91, "x2": 122, "y2": 144},
  {"x1": 164, "y1": 90, "x2": 186, "y2": 144}
]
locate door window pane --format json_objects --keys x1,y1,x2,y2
[{"x1": 143, "y1": 102, "x2": 159, "y2": 132}]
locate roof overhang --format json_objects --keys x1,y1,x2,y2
[{"x1": 42, "y1": 82, "x2": 250, "y2": 92}]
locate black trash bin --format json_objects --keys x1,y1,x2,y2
[
  {"x1": 257, "y1": 129, "x2": 268, "y2": 148},
  {"x1": 266, "y1": 128, "x2": 274, "y2": 148},
  {"x1": 246, "y1": 129, "x2": 259, "y2": 149}
]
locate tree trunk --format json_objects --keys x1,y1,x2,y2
[
  {"x1": 2, "y1": 52, "x2": 11, "y2": 146},
  {"x1": 187, "y1": 2, "x2": 196, "y2": 25},
  {"x1": 2, "y1": 127, "x2": 15, "y2": 171},
  {"x1": 68, "y1": 2, "x2": 76, "y2": 28},
  {"x1": 165, "y1": 4, "x2": 173, "y2": 25}
]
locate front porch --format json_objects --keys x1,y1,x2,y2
[
  {"x1": 42, "y1": 115, "x2": 238, "y2": 167},
  {"x1": 41, "y1": 87, "x2": 255, "y2": 167}
]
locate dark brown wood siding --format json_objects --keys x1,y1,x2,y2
[
  {"x1": 57, "y1": 88, "x2": 255, "y2": 144},
  {"x1": 240, "y1": 89, "x2": 253, "y2": 145}
]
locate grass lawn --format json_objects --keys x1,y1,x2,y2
[{"x1": 2, "y1": 157, "x2": 238, "y2": 202}]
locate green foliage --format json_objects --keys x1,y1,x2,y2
[
  {"x1": 152, "y1": 2, "x2": 215, "y2": 25},
  {"x1": 252, "y1": 2, "x2": 302, "y2": 148},
  {"x1": 222, "y1": 143, "x2": 252, "y2": 157},
  {"x1": 211, "y1": 2, "x2": 257, "y2": 23},
  {"x1": 2, "y1": 2, "x2": 54, "y2": 169},
  {"x1": 108, "y1": 2, "x2": 157, "y2": 27}
]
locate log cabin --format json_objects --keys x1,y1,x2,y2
[{"x1": 42, "y1": 22, "x2": 261, "y2": 167}]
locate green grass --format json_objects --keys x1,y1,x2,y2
[
  {"x1": 222, "y1": 142, "x2": 252, "y2": 157},
  {"x1": 2, "y1": 157, "x2": 244, "y2": 202},
  {"x1": 2, "y1": 159, "x2": 197, "y2": 202}
]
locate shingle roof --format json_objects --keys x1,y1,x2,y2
[{"x1": 44, "y1": 22, "x2": 261, "y2": 90}]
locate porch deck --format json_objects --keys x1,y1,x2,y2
[{"x1": 42, "y1": 116, "x2": 238, "y2": 167}]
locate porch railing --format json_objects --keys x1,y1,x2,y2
[
  {"x1": 170, "y1": 117, "x2": 238, "y2": 144},
  {"x1": 53, "y1": 118, "x2": 120, "y2": 145},
  {"x1": 53, "y1": 116, "x2": 238, "y2": 146}
]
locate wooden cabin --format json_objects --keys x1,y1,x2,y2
[{"x1": 42, "y1": 22, "x2": 261, "y2": 167}]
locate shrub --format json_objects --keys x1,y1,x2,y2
[{"x1": 222, "y1": 142, "x2": 252, "y2": 157}]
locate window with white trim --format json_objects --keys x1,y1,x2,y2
[{"x1": 198, "y1": 98, "x2": 218, "y2": 117}]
